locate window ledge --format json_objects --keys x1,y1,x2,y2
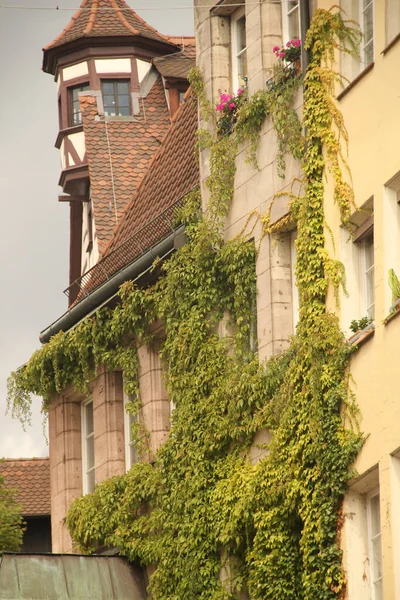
[
  {"x1": 55, "y1": 124, "x2": 83, "y2": 149},
  {"x1": 348, "y1": 323, "x2": 375, "y2": 348},
  {"x1": 383, "y1": 298, "x2": 400, "y2": 325},
  {"x1": 382, "y1": 32, "x2": 400, "y2": 56},
  {"x1": 337, "y1": 62, "x2": 374, "y2": 102}
]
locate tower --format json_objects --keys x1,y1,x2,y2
[{"x1": 43, "y1": 0, "x2": 193, "y2": 304}]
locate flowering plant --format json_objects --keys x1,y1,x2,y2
[
  {"x1": 215, "y1": 89, "x2": 247, "y2": 135},
  {"x1": 272, "y1": 39, "x2": 301, "y2": 64}
]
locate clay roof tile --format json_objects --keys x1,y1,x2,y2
[{"x1": 0, "y1": 458, "x2": 51, "y2": 517}]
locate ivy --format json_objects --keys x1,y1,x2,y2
[{"x1": 8, "y1": 8, "x2": 364, "y2": 600}]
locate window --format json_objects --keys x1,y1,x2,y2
[
  {"x1": 231, "y1": 9, "x2": 247, "y2": 89},
  {"x1": 386, "y1": 0, "x2": 400, "y2": 45},
  {"x1": 341, "y1": 0, "x2": 374, "y2": 80},
  {"x1": 101, "y1": 80, "x2": 130, "y2": 117},
  {"x1": 367, "y1": 491, "x2": 383, "y2": 600},
  {"x1": 124, "y1": 390, "x2": 138, "y2": 471},
  {"x1": 290, "y1": 230, "x2": 300, "y2": 331},
  {"x1": 282, "y1": 1, "x2": 300, "y2": 43},
  {"x1": 361, "y1": 0, "x2": 374, "y2": 66},
  {"x1": 70, "y1": 83, "x2": 90, "y2": 126},
  {"x1": 361, "y1": 233, "x2": 375, "y2": 319},
  {"x1": 81, "y1": 400, "x2": 95, "y2": 494}
]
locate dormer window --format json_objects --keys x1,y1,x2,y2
[
  {"x1": 70, "y1": 83, "x2": 90, "y2": 126},
  {"x1": 101, "y1": 80, "x2": 131, "y2": 117}
]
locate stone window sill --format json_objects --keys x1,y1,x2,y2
[{"x1": 348, "y1": 324, "x2": 375, "y2": 349}]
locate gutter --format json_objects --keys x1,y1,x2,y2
[{"x1": 39, "y1": 225, "x2": 185, "y2": 344}]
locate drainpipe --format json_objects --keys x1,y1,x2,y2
[
  {"x1": 39, "y1": 226, "x2": 185, "y2": 344},
  {"x1": 299, "y1": 0, "x2": 311, "y2": 75}
]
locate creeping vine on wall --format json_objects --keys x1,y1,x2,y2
[{"x1": 8, "y1": 9, "x2": 363, "y2": 600}]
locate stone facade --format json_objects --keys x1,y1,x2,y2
[{"x1": 194, "y1": 1, "x2": 400, "y2": 599}]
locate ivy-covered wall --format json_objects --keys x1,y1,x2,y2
[{"x1": 7, "y1": 8, "x2": 368, "y2": 600}]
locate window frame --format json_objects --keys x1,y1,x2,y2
[
  {"x1": 290, "y1": 230, "x2": 300, "y2": 331},
  {"x1": 69, "y1": 83, "x2": 90, "y2": 127},
  {"x1": 123, "y1": 389, "x2": 138, "y2": 472},
  {"x1": 366, "y1": 490, "x2": 383, "y2": 600},
  {"x1": 81, "y1": 399, "x2": 95, "y2": 494},
  {"x1": 360, "y1": 0, "x2": 374, "y2": 68},
  {"x1": 360, "y1": 231, "x2": 375, "y2": 320},
  {"x1": 281, "y1": 0, "x2": 300, "y2": 44},
  {"x1": 231, "y1": 7, "x2": 247, "y2": 90},
  {"x1": 101, "y1": 79, "x2": 131, "y2": 117}
]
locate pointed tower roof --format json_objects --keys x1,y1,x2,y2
[{"x1": 43, "y1": 0, "x2": 178, "y2": 74}]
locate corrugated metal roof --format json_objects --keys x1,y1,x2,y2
[{"x1": 0, "y1": 553, "x2": 146, "y2": 600}]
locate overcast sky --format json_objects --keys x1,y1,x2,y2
[{"x1": 0, "y1": 0, "x2": 194, "y2": 458}]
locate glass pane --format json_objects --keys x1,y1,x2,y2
[
  {"x1": 236, "y1": 17, "x2": 246, "y2": 54},
  {"x1": 103, "y1": 94, "x2": 116, "y2": 106},
  {"x1": 72, "y1": 112, "x2": 82, "y2": 125},
  {"x1": 104, "y1": 107, "x2": 116, "y2": 116},
  {"x1": 118, "y1": 94, "x2": 130, "y2": 107},
  {"x1": 118, "y1": 106, "x2": 130, "y2": 116},
  {"x1": 288, "y1": 7, "x2": 300, "y2": 41},
  {"x1": 130, "y1": 443, "x2": 138, "y2": 465},
  {"x1": 372, "y1": 537, "x2": 383, "y2": 579},
  {"x1": 84, "y1": 402, "x2": 94, "y2": 436},
  {"x1": 102, "y1": 82, "x2": 114, "y2": 94},
  {"x1": 87, "y1": 468, "x2": 95, "y2": 494},
  {"x1": 370, "y1": 494, "x2": 381, "y2": 537},
  {"x1": 117, "y1": 81, "x2": 129, "y2": 94},
  {"x1": 237, "y1": 51, "x2": 248, "y2": 82},
  {"x1": 86, "y1": 435, "x2": 95, "y2": 470},
  {"x1": 364, "y1": 8, "x2": 373, "y2": 44},
  {"x1": 373, "y1": 579, "x2": 383, "y2": 600}
]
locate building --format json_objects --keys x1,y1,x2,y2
[
  {"x1": 12, "y1": 0, "x2": 400, "y2": 597},
  {"x1": 39, "y1": 0, "x2": 197, "y2": 553},
  {"x1": 0, "y1": 458, "x2": 51, "y2": 553},
  {"x1": 194, "y1": 0, "x2": 400, "y2": 599}
]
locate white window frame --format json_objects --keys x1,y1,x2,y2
[
  {"x1": 360, "y1": 0, "x2": 374, "y2": 68},
  {"x1": 281, "y1": 1, "x2": 300, "y2": 44},
  {"x1": 81, "y1": 399, "x2": 95, "y2": 494},
  {"x1": 231, "y1": 7, "x2": 247, "y2": 90},
  {"x1": 367, "y1": 490, "x2": 383, "y2": 600},
  {"x1": 360, "y1": 232, "x2": 375, "y2": 320},
  {"x1": 123, "y1": 389, "x2": 138, "y2": 472}
]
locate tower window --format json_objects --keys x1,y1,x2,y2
[
  {"x1": 101, "y1": 80, "x2": 131, "y2": 117},
  {"x1": 69, "y1": 83, "x2": 90, "y2": 126}
]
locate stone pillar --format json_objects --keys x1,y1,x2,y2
[
  {"x1": 49, "y1": 388, "x2": 83, "y2": 553},
  {"x1": 92, "y1": 367, "x2": 125, "y2": 483},
  {"x1": 137, "y1": 342, "x2": 170, "y2": 460}
]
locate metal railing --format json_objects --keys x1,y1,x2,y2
[{"x1": 64, "y1": 195, "x2": 186, "y2": 304}]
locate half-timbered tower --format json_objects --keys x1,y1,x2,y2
[{"x1": 43, "y1": 0, "x2": 193, "y2": 304}]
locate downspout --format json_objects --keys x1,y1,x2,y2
[{"x1": 39, "y1": 226, "x2": 185, "y2": 344}]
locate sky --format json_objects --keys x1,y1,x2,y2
[{"x1": 0, "y1": 0, "x2": 194, "y2": 458}]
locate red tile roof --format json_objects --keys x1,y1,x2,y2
[
  {"x1": 80, "y1": 75, "x2": 171, "y2": 256},
  {"x1": 44, "y1": 0, "x2": 175, "y2": 51},
  {"x1": 153, "y1": 52, "x2": 196, "y2": 80},
  {"x1": 69, "y1": 89, "x2": 198, "y2": 301},
  {"x1": 107, "y1": 89, "x2": 198, "y2": 253},
  {"x1": 0, "y1": 458, "x2": 51, "y2": 517}
]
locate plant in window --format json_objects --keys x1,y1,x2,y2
[
  {"x1": 273, "y1": 39, "x2": 301, "y2": 64},
  {"x1": 349, "y1": 316, "x2": 373, "y2": 334},
  {"x1": 215, "y1": 89, "x2": 247, "y2": 136},
  {"x1": 388, "y1": 268, "x2": 400, "y2": 304}
]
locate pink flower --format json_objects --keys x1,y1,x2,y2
[
  {"x1": 272, "y1": 45, "x2": 280, "y2": 53},
  {"x1": 286, "y1": 41, "x2": 292, "y2": 47},
  {"x1": 237, "y1": 88, "x2": 244, "y2": 96},
  {"x1": 228, "y1": 102, "x2": 235, "y2": 110},
  {"x1": 279, "y1": 52, "x2": 285, "y2": 58},
  {"x1": 216, "y1": 102, "x2": 224, "y2": 111},
  {"x1": 294, "y1": 39, "x2": 301, "y2": 47}
]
